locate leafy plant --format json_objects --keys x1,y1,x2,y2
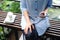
[
  {"x1": 3, "y1": 0, "x2": 15, "y2": 1},
  {"x1": 0, "y1": 1, "x2": 21, "y2": 40},
  {"x1": 0, "y1": 1, "x2": 21, "y2": 13}
]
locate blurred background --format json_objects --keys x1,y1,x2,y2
[
  {"x1": 0, "y1": 0, "x2": 60, "y2": 20},
  {"x1": 0, "y1": 0, "x2": 20, "y2": 13},
  {"x1": 0, "y1": 0, "x2": 60, "y2": 40}
]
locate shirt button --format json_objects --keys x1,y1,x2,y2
[
  {"x1": 35, "y1": 16, "x2": 37, "y2": 18},
  {"x1": 35, "y1": 0, "x2": 37, "y2": 2},
  {"x1": 35, "y1": 9, "x2": 38, "y2": 11}
]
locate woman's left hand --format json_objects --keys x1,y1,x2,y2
[{"x1": 39, "y1": 11, "x2": 46, "y2": 18}]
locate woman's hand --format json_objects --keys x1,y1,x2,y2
[
  {"x1": 39, "y1": 11, "x2": 46, "y2": 18},
  {"x1": 24, "y1": 22, "x2": 34, "y2": 34}
]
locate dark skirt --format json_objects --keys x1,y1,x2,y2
[{"x1": 23, "y1": 24, "x2": 39, "y2": 40}]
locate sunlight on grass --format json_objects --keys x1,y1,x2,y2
[{"x1": 48, "y1": 7, "x2": 60, "y2": 20}]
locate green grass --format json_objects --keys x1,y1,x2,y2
[{"x1": 48, "y1": 7, "x2": 60, "y2": 20}]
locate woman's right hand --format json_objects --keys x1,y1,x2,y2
[{"x1": 24, "y1": 22, "x2": 34, "y2": 34}]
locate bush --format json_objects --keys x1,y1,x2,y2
[
  {"x1": 0, "y1": 1, "x2": 21, "y2": 13},
  {"x1": 0, "y1": 1, "x2": 21, "y2": 40}
]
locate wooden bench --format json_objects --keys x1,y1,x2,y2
[
  {"x1": 44, "y1": 20, "x2": 60, "y2": 40},
  {"x1": 0, "y1": 11, "x2": 60, "y2": 40},
  {"x1": 0, "y1": 11, "x2": 21, "y2": 40}
]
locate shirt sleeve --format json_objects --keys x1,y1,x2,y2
[
  {"x1": 20, "y1": 0, "x2": 27, "y2": 12},
  {"x1": 46, "y1": 0, "x2": 52, "y2": 8}
]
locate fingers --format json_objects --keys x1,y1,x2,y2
[
  {"x1": 40, "y1": 13, "x2": 45, "y2": 18},
  {"x1": 24, "y1": 26, "x2": 28, "y2": 34},
  {"x1": 29, "y1": 24, "x2": 35, "y2": 32},
  {"x1": 29, "y1": 26, "x2": 32, "y2": 33},
  {"x1": 24, "y1": 24, "x2": 34, "y2": 34},
  {"x1": 31, "y1": 24, "x2": 34, "y2": 30},
  {"x1": 24, "y1": 25, "x2": 32, "y2": 34},
  {"x1": 40, "y1": 15, "x2": 44, "y2": 18},
  {"x1": 40, "y1": 11, "x2": 44, "y2": 14},
  {"x1": 39, "y1": 11, "x2": 46, "y2": 18}
]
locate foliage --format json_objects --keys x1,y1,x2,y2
[
  {"x1": 0, "y1": 1, "x2": 21, "y2": 40},
  {"x1": 48, "y1": 7, "x2": 60, "y2": 20},
  {"x1": 0, "y1": 1, "x2": 21, "y2": 13},
  {"x1": 3, "y1": 0, "x2": 15, "y2": 1},
  {"x1": 0, "y1": 27, "x2": 5, "y2": 40}
]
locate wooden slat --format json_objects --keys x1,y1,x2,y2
[
  {"x1": 1, "y1": 11, "x2": 60, "y2": 37},
  {"x1": 46, "y1": 20, "x2": 60, "y2": 36},
  {"x1": 46, "y1": 32, "x2": 60, "y2": 37},
  {"x1": 0, "y1": 11, "x2": 21, "y2": 29}
]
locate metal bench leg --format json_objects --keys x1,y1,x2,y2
[{"x1": 14, "y1": 30, "x2": 19, "y2": 40}]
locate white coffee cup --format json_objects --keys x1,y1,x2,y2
[{"x1": 7, "y1": 12, "x2": 13, "y2": 20}]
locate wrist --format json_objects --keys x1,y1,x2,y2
[
  {"x1": 44, "y1": 11, "x2": 47, "y2": 16},
  {"x1": 26, "y1": 21, "x2": 32, "y2": 27},
  {"x1": 44, "y1": 8, "x2": 48, "y2": 14},
  {"x1": 27, "y1": 21, "x2": 31, "y2": 24}
]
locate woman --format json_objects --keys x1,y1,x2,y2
[{"x1": 20, "y1": 0, "x2": 52, "y2": 40}]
